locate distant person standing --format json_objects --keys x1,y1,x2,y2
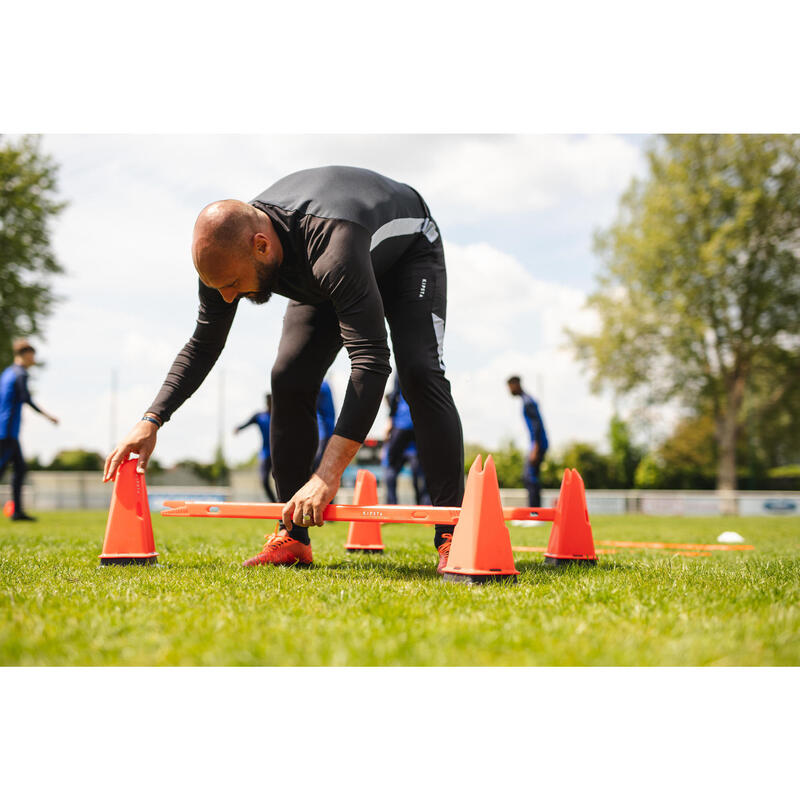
[
  {"x1": 0, "y1": 340, "x2": 59, "y2": 521},
  {"x1": 234, "y1": 394, "x2": 276, "y2": 502},
  {"x1": 313, "y1": 379, "x2": 336, "y2": 470},
  {"x1": 383, "y1": 377, "x2": 430, "y2": 505},
  {"x1": 507, "y1": 375, "x2": 548, "y2": 507}
]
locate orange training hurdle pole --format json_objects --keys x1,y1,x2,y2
[{"x1": 161, "y1": 500, "x2": 554, "y2": 525}]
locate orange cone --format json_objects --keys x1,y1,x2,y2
[
  {"x1": 99, "y1": 458, "x2": 158, "y2": 565},
  {"x1": 3, "y1": 500, "x2": 14, "y2": 518},
  {"x1": 442, "y1": 454, "x2": 519, "y2": 583},
  {"x1": 544, "y1": 469, "x2": 596, "y2": 566},
  {"x1": 344, "y1": 469, "x2": 384, "y2": 552}
]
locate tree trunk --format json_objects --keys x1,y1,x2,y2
[{"x1": 716, "y1": 374, "x2": 746, "y2": 514}]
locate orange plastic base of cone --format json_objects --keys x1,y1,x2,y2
[
  {"x1": 543, "y1": 468, "x2": 596, "y2": 566},
  {"x1": 3, "y1": 500, "x2": 14, "y2": 518},
  {"x1": 344, "y1": 469, "x2": 384, "y2": 552},
  {"x1": 442, "y1": 455, "x2": 519, "y2": 583},
  {"x1": 99, "y1": 458, "x2": 158, "y2": 566}
]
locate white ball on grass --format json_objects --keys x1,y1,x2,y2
[{"x1": 717, "y1": 531, "x2": 745, "y2": 543}]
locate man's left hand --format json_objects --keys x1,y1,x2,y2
[{"x1": 282, "y1": 473, "x2": 339, "y2": 530}]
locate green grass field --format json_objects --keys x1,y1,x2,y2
[{"x1": 1, "y1": 511, "x2": 798, "y2": 666}]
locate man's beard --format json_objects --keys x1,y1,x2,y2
[{"x1": 244, "y1": 260, "x2": 278, "y2": 305}]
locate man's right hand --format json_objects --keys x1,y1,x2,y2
[{"x1": 103, "y1": 419, "x2": 160, "y2": 481}]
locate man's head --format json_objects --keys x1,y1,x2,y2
[
  {"x1": 507, "y1": 375, "x2": 523, "y2": 396},
  {"x1": 13, "y1": 339, "x2": 36, "y2": 368},
  {"x1": 191, "y1": 200, "x2": 283, "y2": 305}
]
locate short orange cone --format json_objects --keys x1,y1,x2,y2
[
  {"x1": 544, "y1": 468, "x2": 596, "y2": 566},
  {"x1": 442, "y1": 454, "x2": 519, "y2": 584},
  {"x1": 3, "y1": 500, "x2": 14, "y2": 518},
  {"x1": 344, "y1": 469, "x2": 384, "y2": 552},
  {"x1": 99, "y1": 457, "x2": 158, "y2": 565}
]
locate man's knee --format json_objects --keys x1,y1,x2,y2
[
  {"x1": 271, "y1": 360, "x2": 318, "y2": 405},
  {"x1": 396, "y1": 358, "x2": 440, "y2": 402}
]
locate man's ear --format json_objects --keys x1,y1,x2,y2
[{"x1": 254, "y1": 232, "x2": 269, "y2": 255}]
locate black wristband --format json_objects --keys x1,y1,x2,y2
[{"x1": 141, "y1": 415, "x2": 162, "y2": 428}]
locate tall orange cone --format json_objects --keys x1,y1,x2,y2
[
  {"x1": 544, "y1": 468, "x2": 596, "y2": 566},
  {"x1": 99, "y1": 457, "x2": 158, "y2": 565},
  {"x1": 344, "y1": 469, "x2": 384, "y2": 552},
  {"x1": 442, "y1": 454, "x2": 519, "y2": 584},
  {"x1": 3, "y1": 500, "x2": 14, "y2": 518}
]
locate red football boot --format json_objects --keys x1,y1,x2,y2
[
  {"x1": 436, "y1": 532, "x2": 453, "y2": 575},
  {"x1": 243, "y1": 526, "x2": 313, "y2": 568}
]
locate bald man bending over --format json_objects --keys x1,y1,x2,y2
[{"x1": 105, "y1": 166, "x2": 464, "y2": 573}]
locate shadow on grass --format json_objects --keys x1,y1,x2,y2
[
  {"x1": 94, "y1": 554, "x2": 636, "y2": 583},
  {"x1": 516, "y1": 559, "x2": 636, "y2": 576},
  {"x1": 323, "y1": 557, "x2": 436, "y2": 581}
]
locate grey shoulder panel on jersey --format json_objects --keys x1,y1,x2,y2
[{"x1": 251, "y1": 166, "x2": 430, "y2": 237}]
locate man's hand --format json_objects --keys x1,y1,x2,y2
[
  {"x1": 281, "y1": 433, "x2": 361, "y2": 530},
  {"x1": 47, "y1": 414, "x2": 59, "y2": 425},
  {"x1": 103, "y1": 419, "x2": 160, "y2": 481},
  {"x1": 282, "y1": 473, "x2": 340, "y2": 530},
  {"x1": 529, "y1": 443, "x2": 540, "y2": 466}
]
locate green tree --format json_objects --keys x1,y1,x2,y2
[
  {"x1": 559, "y1": 442, "x2": 610, "y2": 489},
  {"x1": 490, "y1": 439, "x2": 525, "y2": 488},
  {"x1": 463, "y1": 441, "x2": 523, "y2": 487},
  {"x1": 634, "y1": 415, "x2": 718, "y2": 489},
  {"x1": 209, "y1": 444, "x2": 230, "y2": 485},
  {"x1": 570, "y1": 135, "x2": 800, "y2": 502},
  {"x1": 48, "y1": 449, "x2": 105, "y2": 471},
  {"x1": 176, "y1": 447, "x2": 229, "y2": 485},
  {"x1": 607, "y1": 415, "x2": 644, "y2": 488},
  {"x1": 0, "y1": 135, "x2": 66, "y2": 363}
]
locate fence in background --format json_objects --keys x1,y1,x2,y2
[{"x1": 1, "y1": 470, "x2": 798, "y2": 517}]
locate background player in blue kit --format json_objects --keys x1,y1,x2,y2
[
  {"x1": 313, "y1": 379, "x2": 336, "y2": 471},
  {"x1": 234, "y1": 394, "x2": 276, "y2": 502},
  {"x1": 383, "y1": 377, "x2": 430, "y2": 505},
  {"x1": 507, "y1": 375, "x2": 548, "y2": 507},
  {"x1": 0, "y1": 339, "x2": 59, "y2": 521}
]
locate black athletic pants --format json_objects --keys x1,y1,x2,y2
[
  {"x1": 270, "y1": 238, "x2": 464, "y2": 549},
  {"x1": 0, "y1": 438, "x2": 27, "y2": 514},
  {"x1": 524, "y1": 457, "x2": 545, "y2": 507}
]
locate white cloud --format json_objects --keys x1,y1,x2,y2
[{"x1": 441, "y1": 241, "x2": 614, "y2": 452}]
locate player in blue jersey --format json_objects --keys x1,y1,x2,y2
[
  {"x1": 313, "y1": 379, "x2": 336, "y2": 471},
  {"x1": 234, "y1": 394, "x2": 276, "y2": 502},
  {"x1": 0, "y1": 340, "x2": 59, "y2": 521},
  {"x1": 383, "y1": 377, "x2": 430, "y2": 505},
  {"x1": 507, "y1": 376, "x2": 548, "y2": 507}
]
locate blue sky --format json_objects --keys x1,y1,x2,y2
[{"x1": 17, "y1": 134, "x2": 651, "y2": 467}]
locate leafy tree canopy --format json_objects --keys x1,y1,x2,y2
[
  {"x1": 570, "y1": 134, "x2": 800, "y2": 492},
  {"x1": 0, "y1": 135, "x2": 66, "y2": 363}
]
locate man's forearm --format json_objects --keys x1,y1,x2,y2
[{"x1": 314, "y1": 434, "x2": 362, "y2": 486}]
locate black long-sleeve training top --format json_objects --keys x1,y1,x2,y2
[{"x1": 147, "y1": 166, "x2": 440, "y2": 442}]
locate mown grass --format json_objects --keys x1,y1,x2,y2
[{"x1": 1, "y1": 512, "x2": 798, "y2": 665}]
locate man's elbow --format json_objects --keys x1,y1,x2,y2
[{"x1": 347, "y1": 341, "x2": 391, "y2": 376}]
